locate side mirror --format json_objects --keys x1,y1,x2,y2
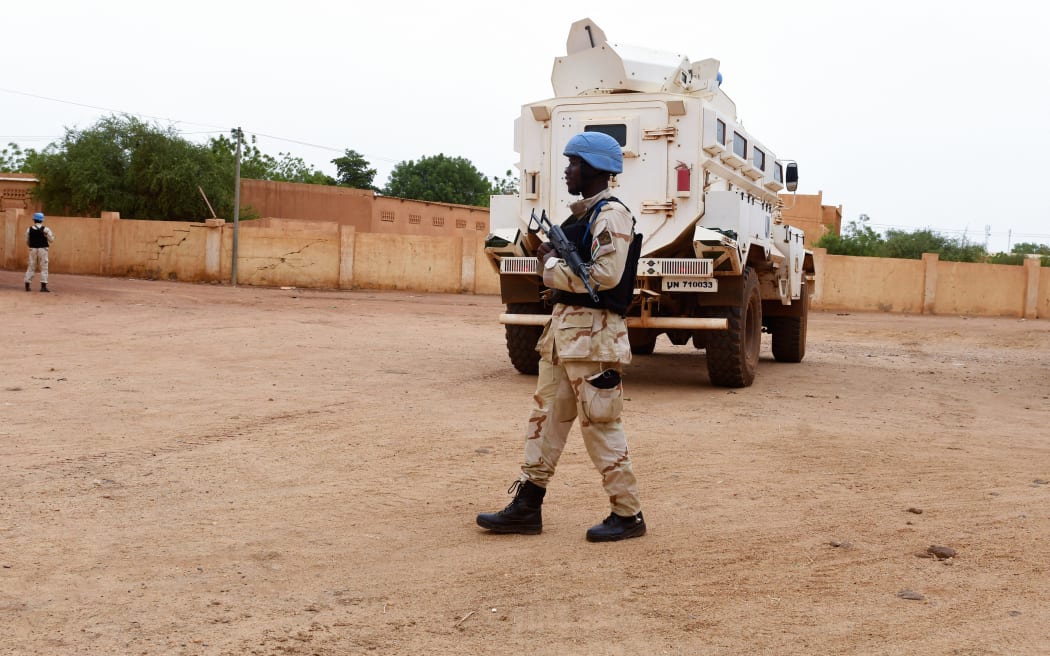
[{"x1": 785, "y1": 162, "x2": 799, "y2": 192}]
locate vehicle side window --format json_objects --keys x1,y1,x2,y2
[
  {"x1": 733, "y1": 132, "x2": 747, "y2": 159},
  {"x1": 754, "y1": 147, "x2": 766, "y2": 171},
  {"x1": 584, "y1": 124, "x2": 627, "y2": 146}
]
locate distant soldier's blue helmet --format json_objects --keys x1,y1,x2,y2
[
  {"x1": 563, "y1": 132, "x2": 623, "y2": 174},
  {"x1": 33, "y1": 212, "x2": 44, "y2": 222}
]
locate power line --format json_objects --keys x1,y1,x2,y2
[
  {"x1": 869, "y1": 222, "x2": 1050, "y2": 239},
  {"x1": 855, "y1": 221, "x2": 1050, "y2": 251},
  {"x1": 0, "y1": 86, "x2": 401, "y2": 166},
  {"x1": 0, "y1": 87, "x2": 225, "y2": 131},
  {"x1": 245, "y1": 131, "x2": 399, "y2": 164}
]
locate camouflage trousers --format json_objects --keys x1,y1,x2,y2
[
  {"x1": 520, "y1": 357, "x2": 641, "y2": 516},
  {"x1": 25, "y1": 248, "x2": 49, "y2": 283}
]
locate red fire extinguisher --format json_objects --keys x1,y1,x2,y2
[{"x1": 675, "y1": 161, "x2": 691, "y2": 196}]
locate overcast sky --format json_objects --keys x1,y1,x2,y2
[{"x1": 5, "y1": 0, "x2": 1049, "y2": 252}]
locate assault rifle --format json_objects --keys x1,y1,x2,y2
[{"x1": 530, "y1": 209, "x2": 600, "y2": 302}]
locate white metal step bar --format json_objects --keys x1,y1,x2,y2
[
  {"x1": 499, "y1": 313, "x2": 728, "y2": 330},
  {"x1": 499, "y1": 257, "x2": 715, "y2": 277}
]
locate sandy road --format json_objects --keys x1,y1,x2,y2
[{"x1": 2, "y1": 270, "x2": 1049, "y2": 655}]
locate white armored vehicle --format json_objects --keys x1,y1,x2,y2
[{"x1": 485, "y1": 18, "x2": 814, "y2": 387}]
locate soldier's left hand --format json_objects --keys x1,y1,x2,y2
[{"x1": 537, "y1": 242, "x2": 555, "y2": 265}]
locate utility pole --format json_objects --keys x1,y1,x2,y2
[{"x1": 232, "y1": 127, "x2": 242, "y2": 286}]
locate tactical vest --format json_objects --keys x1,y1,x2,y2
[
  {"x1": 550, "y1": 197, "x2": 642, "y2": 317},
  {"x1": 28, "y1": 226, "x2": 49, "y2": 249}
]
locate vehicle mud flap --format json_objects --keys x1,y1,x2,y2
[
  {"x1": 505, "y1": 302, "x2": 549, "y2": 374},
  {"x1": 705, "y1": 267, "x2": 761, "y2": 387},
  {"x1": 770, "y1": 282, "x2": 808, "y2": 363},
  {"x1": 628, "y1": 329, "x2": 658, "y2": 355}
]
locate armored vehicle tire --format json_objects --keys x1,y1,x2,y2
[
  {"x1": 771, "y1": 283, "x2": 809, "y2": 363},
  {"x1": 705, "y1": 268, "x2": 761, "y2": 388},
  {"x1": 505, "y1": 303, "x2": 549, "y2": 375},
  {"x1": 629, "y1": 329, "x2": 658, "y2": 355}
]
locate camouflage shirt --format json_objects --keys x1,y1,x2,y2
[{"x1": 538, "y1": 188, "x2": 633, "y2": 365}]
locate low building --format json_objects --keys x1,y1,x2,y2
[
  {"x1": 779, "y1": 191, "x2": 842, "y2": 248},
  {"x1": 239, "y1": 179, "x2": 490, "y2": 238},
  {"x1": 0, "y1": 173, "x2": 42, "y2": 213}
]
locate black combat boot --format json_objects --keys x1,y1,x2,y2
[
  {"x1": 40, "y1": 283, "x2": 50, "y2": 293},
  {"x1": 476, "y1": 479, "x2": 546, "y2": 534},
  {"x1": 25, "y1": 281, "x2": 30, "y2": 292},
  {"x1": 585, "y1": 511, "x2": 646, "y2": 542}
]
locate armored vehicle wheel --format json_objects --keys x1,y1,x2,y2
[
  {"x1": 705, "y1": 267, "x2": 761, "y2": 388},
  {"x1": 629, "y1": 329, "x2": 658, "y2": 355},
  {"x1": 771, "y1": 283, "x2": 809, "y2": 363},
  {"x1": 505, "y1": 303, "x2": 549, "y2": 374}
]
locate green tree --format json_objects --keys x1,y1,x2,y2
[
  {"x1": 30, "y1": 114, "x2": 232, "y2": 220},
  {"x1": 1010, "y1": 242, "x2": 1050, "y2": 256},
  {"x1": 817, "y1": 215, "x2": 990, "y2": 263},
  {"x1": 331, "y1": 149, "x2": 378, "y2": 191},
  {"x1": 267, "y1": 153, "x2": 333, "y2": 185},
  {"x1": 490, "y1": 169, "x2": 519, "y2": 196},
  {"x1": 987, "y1": 242, "x2": 1050, "y2": 266},
  {"x1": 881, "y1": 229, "x2": 984, "y2": 262},
  {"x1": 383, "y1": 153, "x2": 494, "y2": 207},
  {"x1": 208, "y1": 134, "x2": 334, "y2": 185},
  {"x1": 1, "y1": 142, "x2": 37, "y2": 172},
  {"x1": 816, "y1": 214, "x2": 885, "y2": 256}
]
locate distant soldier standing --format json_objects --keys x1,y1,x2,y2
[
  {"x1": 25, "y1": 212, "x2": 54, "y2": 292},
  {"x1": 477, "y1": 132, "x2": 646, "y2": 542}
]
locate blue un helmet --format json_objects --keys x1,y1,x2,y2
[
  {"x1": 563, "y1": 132, "x2": 623, "y2": 174},
  {"x1": 33, "y1": 212, "x2": 45, "y2": 223}
]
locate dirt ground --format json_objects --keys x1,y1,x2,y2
[{"x1": 2, "y1": 270, "x2": 1049, "y2": 656}]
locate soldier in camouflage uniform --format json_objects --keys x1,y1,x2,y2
[{"x1": 477, "y1": 132, "x2": 646, "y2": 542}]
